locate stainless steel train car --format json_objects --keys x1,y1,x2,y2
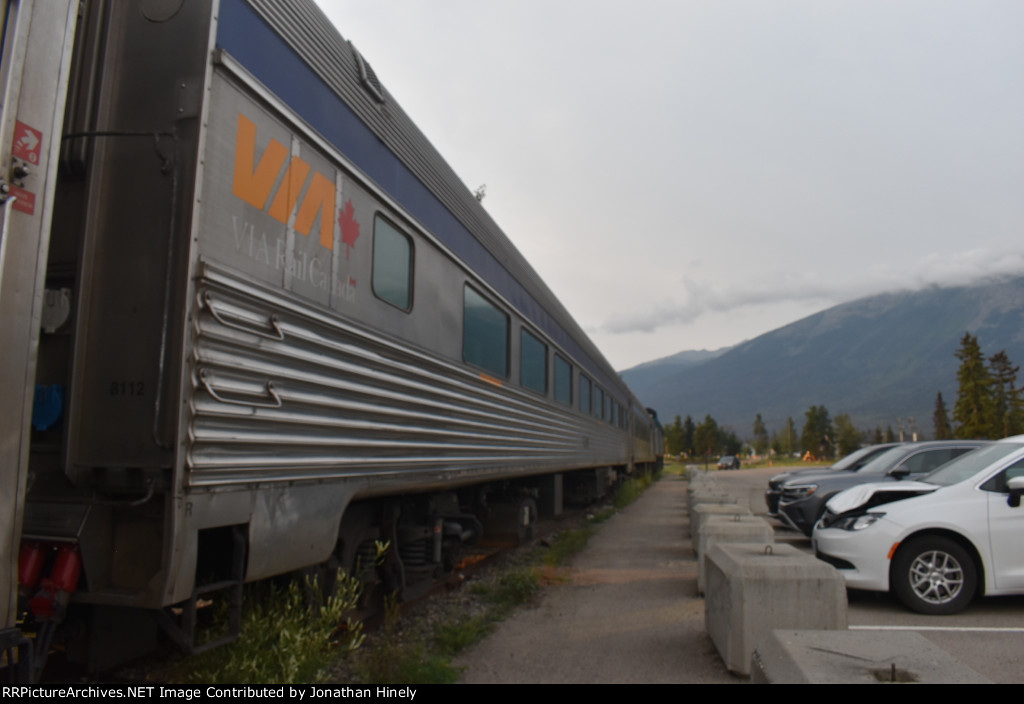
[{"x1": 0, "y1": 0, "x2": 662, "y2": 677}]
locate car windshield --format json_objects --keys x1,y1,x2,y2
[
  {"x1": 831, "y1": 445, "x2": 880, "y2": 471},
  {"x1": 851, "y1": 445, "x2": 913, "y2": 475},
  {"x1": 923, "y1": 443, "x2": 1024, "y2": 486}
]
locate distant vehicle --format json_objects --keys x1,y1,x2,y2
[
  {"x1": 814, "y1": 437, "x2": 1024, "y2": 614},
  {"x1": 765, "y1": 443, "x2": 902, "y2": 516},
  {"x1": 775, "y1": 441, "x2": 988, "y2": 536},
  {"x1": 718, "y1": 455, "x2": 741, "y2": 470}
]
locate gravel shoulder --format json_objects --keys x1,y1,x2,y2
[{"x1": 452, "y1": 474, "x2": 742, "y2": 684}]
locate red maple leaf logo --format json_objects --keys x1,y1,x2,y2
[{"x1": 338, "y1": 199, "x2": 360, "y2": 259}]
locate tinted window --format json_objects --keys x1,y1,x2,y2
[
  {"x1": 554, "y1": 355, "x2": 572, "y2": 405},
  {"x1": 372, "y1": 216, "x2": 412, "y2": 310},
  {"x1": 463, "y1": 286, "x2": 508, "y2": 377},
  {"x1": 520, "y1": 328, "x2": 547, "y2": 394},
  {"x1": 981, "y1": 458, "x2": 1024, "y2": 492},
  {"x1": 857, "y1": 446, "x2": 918, "y2": 475},
  {"x1": 580, "y1": 374, "x2": 592, "y2": 414},
  {"x1": 927, "y1": 443, "x2": 1020, "y2": 486},
  {"x1": 899, "y1": 449, "x2": 957, "y2": 475}
]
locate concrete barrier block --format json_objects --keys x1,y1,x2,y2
[
  {"x1": 697, "y1": 515, "x2": 774, "y2": 595},
  {"x1": 686, "y1": 466, "x2": 706, "y2": 482},
  {"x1": 704, "y1": 542, "x2": 847, "y2": 677},
  {"x1": 690, "y1": 502, "x2": 749, "y2": 540},
  {"x1": 751, "y1": 630, "x2": 992, "y2": 684},
  {"x1": 687, "y1": 489, "x2": 733, "y2": 513}
]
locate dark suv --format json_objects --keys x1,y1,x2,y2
[
  {"x1": 765, "y1": 443, "x2": 901, "y2": 516},
  {"x1": 775, "y1": 440, "x2": 989, "y2": 536},
  {"x1": 718, "y1": 455, "x2": 740, "y2": 470}
]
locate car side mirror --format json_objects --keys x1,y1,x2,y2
[
  {"x1": 1007, "y1": 477, "x2": 1024, "y2": 508},
  {"x1": 888, "y1": 466, "x2": 910, "y2": 480}
]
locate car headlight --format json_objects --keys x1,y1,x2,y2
[
  {"x1": 831, "y1": 513, "x2": 885, "y2": 531},
  {"x1": 783, "y1": 484, "x2": 817, "y2": 499}
]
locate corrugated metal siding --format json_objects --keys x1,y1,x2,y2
[
  {"x1": 188, "y1": 264, "x2": 626, "y2": 488},
  {"x1": 241, "y1": 0, "x2": 629, "y2": 399}
]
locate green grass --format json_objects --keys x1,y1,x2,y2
[
  {"x1": 663, "y1": 460, "x2": 688, "y2": 476},
  {"x1": 542, "y1": 524, "x2": 596, "y2": 566},
  {"x1": 175, "y1": 570, "x2": 364, "y2": 684},
  {"x1": 352, "y1": 567, "x2": 543, "y2": 685},
  {"x1": 352, "y1": 593, "x2": 463, "y2": 685},
  {"x1": 194, "y1": 472, "x2": 661, "y2": 685},
  {"x1": 613, "y1": 472, "x2": 656, "y2": 508}
]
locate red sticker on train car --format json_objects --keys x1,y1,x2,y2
[
  {"x1": 12, "y1": 121, "x2": 42, "y2": 164},
  {"x1": 10, "y1": 185, "x2": 35, "y2": 215}
]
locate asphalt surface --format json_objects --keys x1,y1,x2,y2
[
  {"x1": 454, "y1": 466, "x2": 1024, "y2": 684},
  {"x1": 696, "y1": 465, "x2": 1024, "y2": 684}
]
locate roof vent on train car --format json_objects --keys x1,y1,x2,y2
[{"x1": 350, "y1": 42, "x2": 385, "y2": 104}]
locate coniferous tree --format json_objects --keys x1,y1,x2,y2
[
  {"x1": 719, "y1": 427, "x2": 742, "y2": 455},
  {"x1": 989, "y1": 351, "x2": 1024, "y2": 438},
  {"x1": 693, "y1": 414, "x2": 720, "y2": 462},
  {"x1": 953, "y1": 333, "x2": 997, "y2": 438},
  {"x1": 801, "y1": 405, "x2": 833, "y2": 459},
  {"x1": 933, "y1": 392, "x2": 953, "y2": 439},
  {"x1": 665, "y1": 415, "x2": 684, "y2": 455},
  {"x1": 681, "y1": 415, "x2": 696, "y2": 456},
  {"x1": 833, "y1": 414, "x2": 861, "y2": 456}
]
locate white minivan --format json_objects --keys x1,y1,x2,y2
[{"x1": 813, "y1": 436, "x2": 1024, "y2": 614}]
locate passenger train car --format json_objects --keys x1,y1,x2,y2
[{"x1": 0, "y1": 0, "x2": 662, "y2": 677}]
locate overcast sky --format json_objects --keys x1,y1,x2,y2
[{"x1": 317, "y1": 1, "x2": 1024, "y2": 371}]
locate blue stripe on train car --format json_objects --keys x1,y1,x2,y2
[{"x1": 215, "y1": 0, "x2": 619, "y2": 394}]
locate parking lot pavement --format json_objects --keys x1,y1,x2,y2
[{"x1": 704, "y1": 464, "x2": 1024, "y2": 684}]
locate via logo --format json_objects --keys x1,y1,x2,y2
[{"x1": 232, "y1": 114, "x2": 358, "y2": 257}]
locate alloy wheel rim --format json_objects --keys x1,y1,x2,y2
[{"x1": 908, "y1": 550, "x2": 964, "y2": 605}]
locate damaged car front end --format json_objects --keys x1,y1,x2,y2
[{"x1": 812, "y1": 438, "x2": 1024, "y2": 614}]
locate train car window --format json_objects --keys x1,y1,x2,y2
[
  {"x1": 554, "y1": 355, "x2": 572, "y2": 405},
  {"x1": 463, "y1": 285, "x2": 509, "y2": 377},
  {"x1": 372, "y1": 215, "x2": 413, "y2": 310},
  {"x1": 595, "y1": 387, "x2": 604, "y2": 419},
  {"x1": 580, "y1": 374, "x2": 592, "y2": 415},
  {"x1": 520, "y1": 328, "x2": 548, "y2": 394}
]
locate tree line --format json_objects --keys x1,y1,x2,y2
[
  {"x1": 665, "y1": 330, "x2": 1021, "y2": 460},
  {"x1": 663, "y1": 407, "x2": 869, "y2": 460},
  {"x1": 934, "y1": 332, "x2": 1023, "y2": 439}
]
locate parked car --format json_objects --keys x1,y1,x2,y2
[
  {"x1": 718, "y1": 455, "x2": 741, "y2": 470},
  {"x1": 813, "y1": 436, "x2": 1024, "y2": 614},
  {"x1": 775, "y1": 441, "x2": 988, "y2": 536},
  {"x1": 765, "y1": 443, "x2": 903, "y2": 516}
]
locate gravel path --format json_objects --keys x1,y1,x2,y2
[{"x1": 453, "y1": 474, "x2": 743, "y2": 683}]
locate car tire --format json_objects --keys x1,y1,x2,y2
[{"x1": 891, "y1": 536, "x2": 977, "y2": 615}]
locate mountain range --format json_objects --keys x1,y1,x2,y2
[{"x1": 619, "y1": 276, "x2": 1024, "y2": 439}]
